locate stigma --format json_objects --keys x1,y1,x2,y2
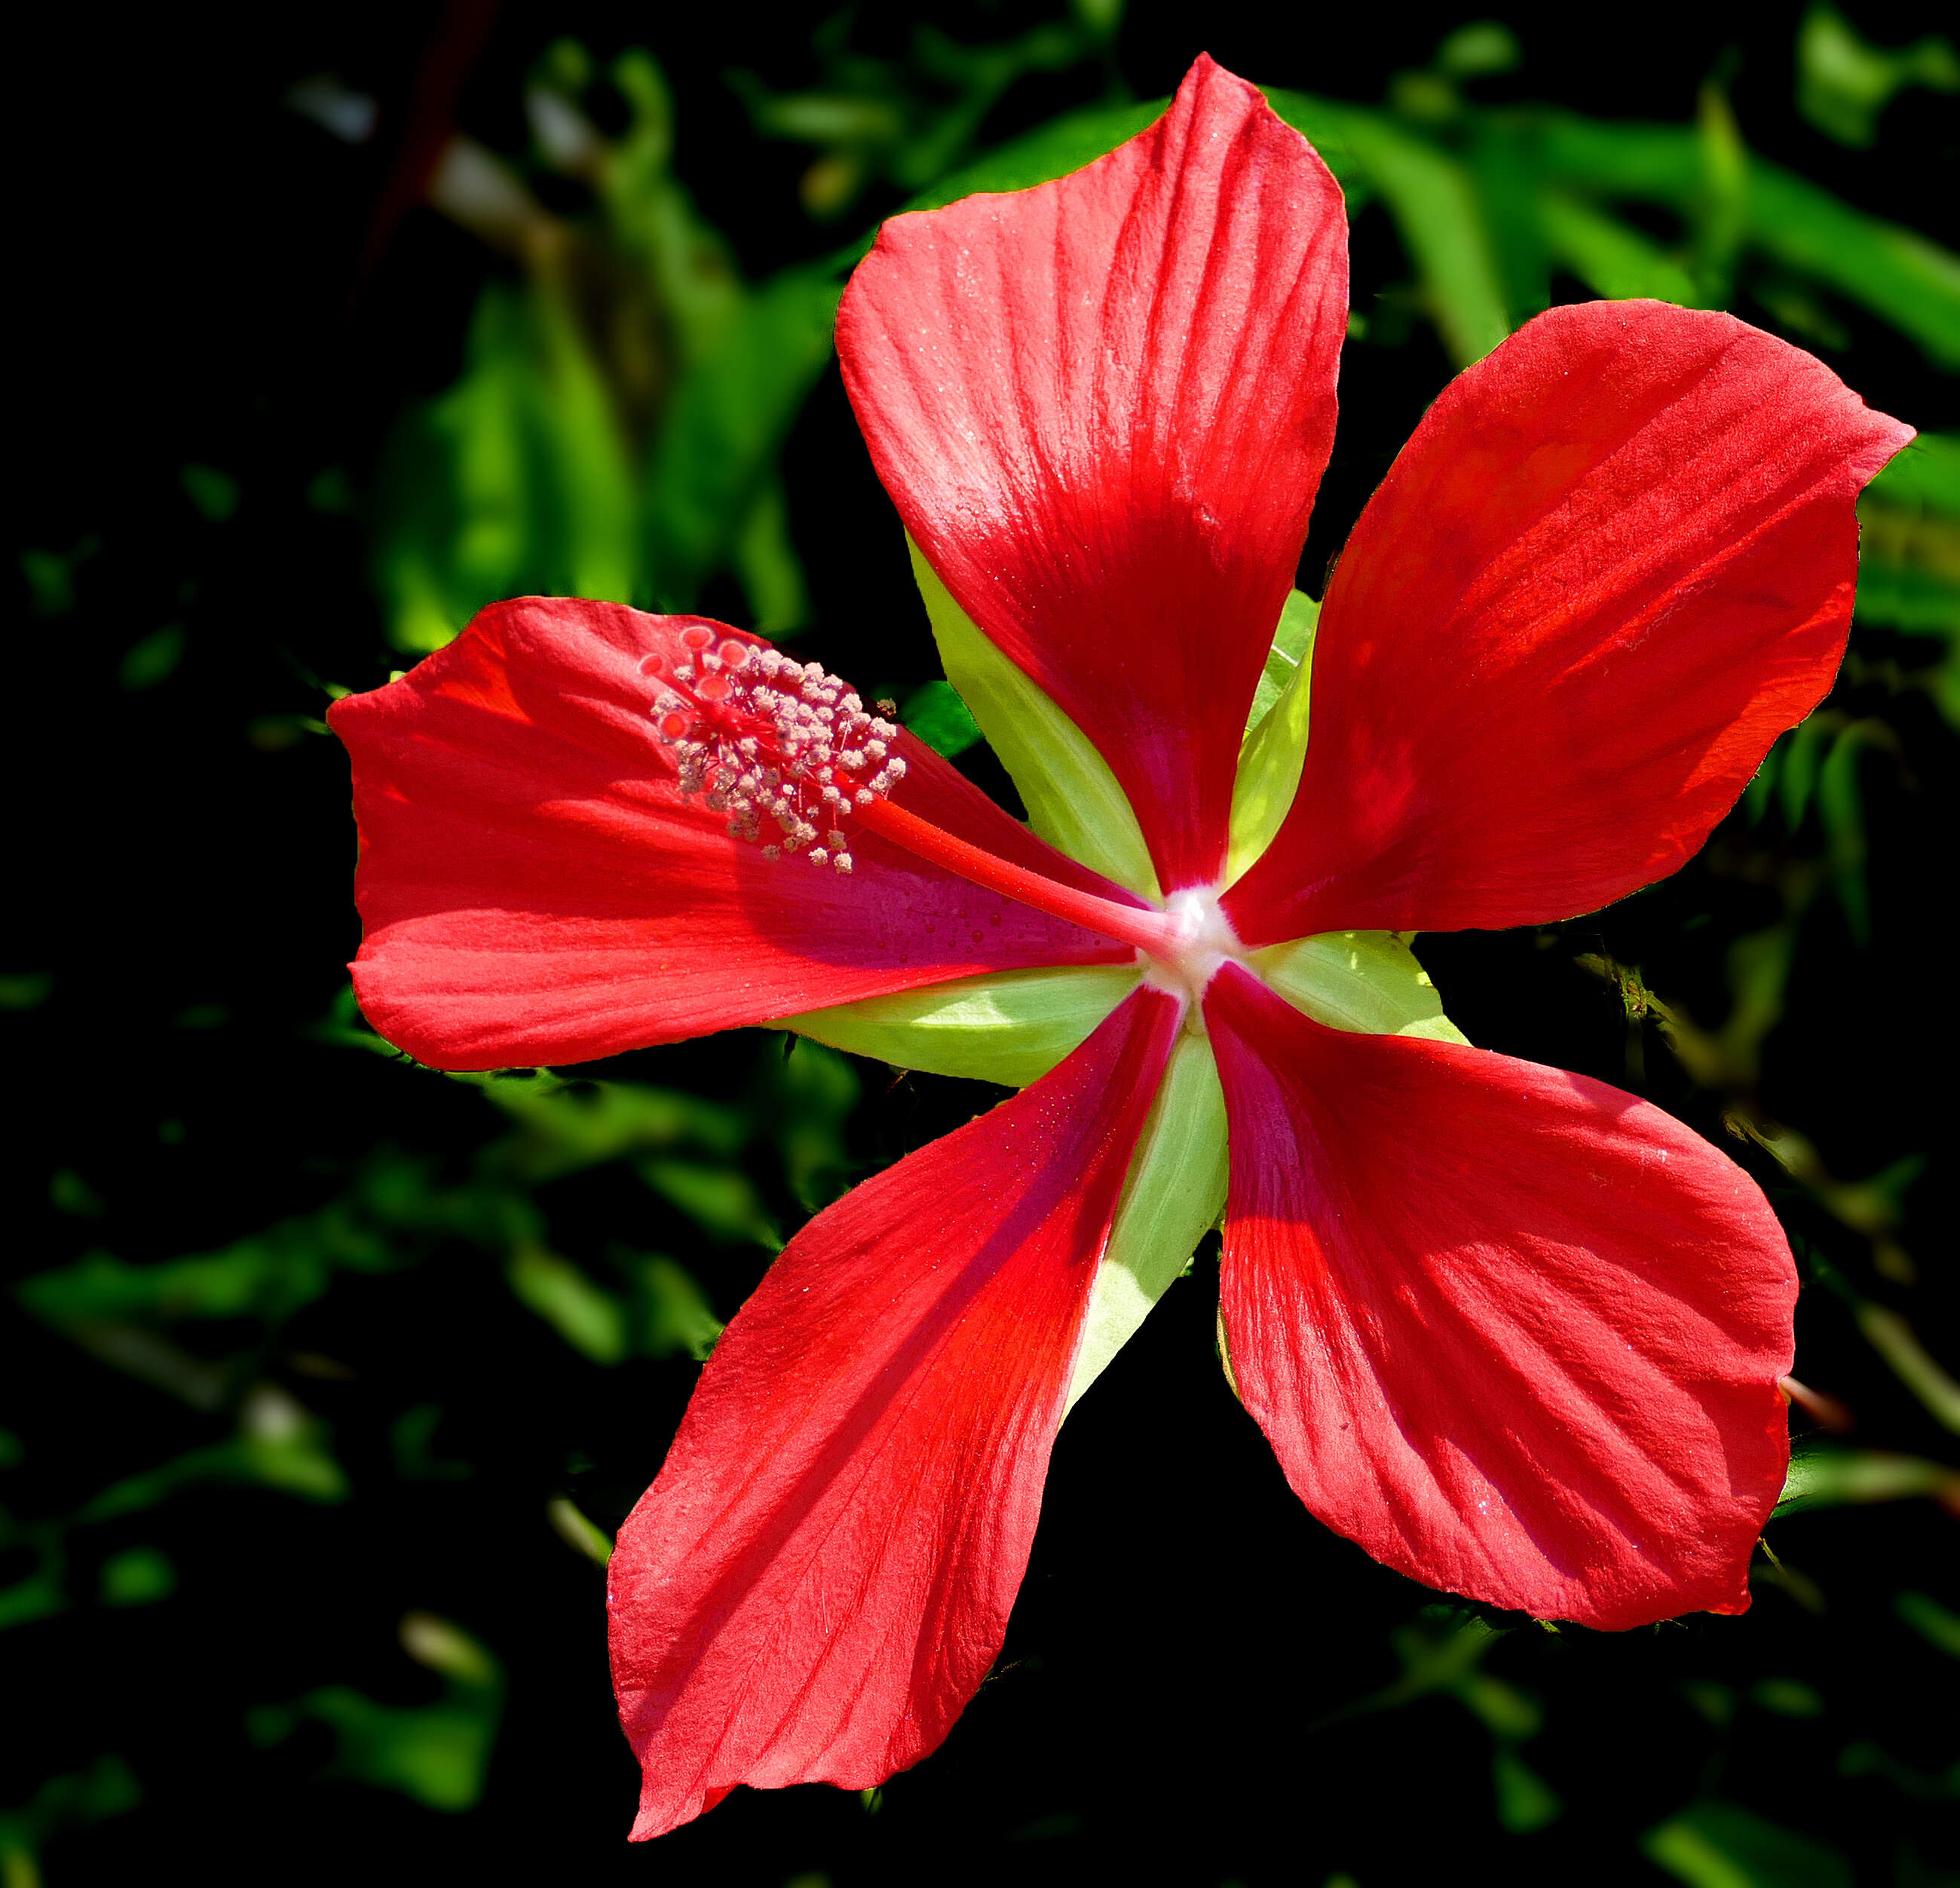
[
  {"x1": 644, "y1": 627, "x2": 908, "y2": 875},
  {"x1": 1140, "y1": 887, "x2": 1249, "y2": 1026}
]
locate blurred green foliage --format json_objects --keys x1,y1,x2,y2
[
  {"x1": 377, "y1": 44, "x2": 840, "y2": 651},
  {"x1": 1645, "y1": 1798, "x2": 1854, "y2": 1888},
  {"x1": 249, "y1": 1612, "x2": 504, "y2": 1813},
  {"x1": 1796, "y1": 2, "x2": 1959, "y2": 149},
  {"x1": 4, "y1": 995, "x2": 858, "y2": 1756},
  {"x1": 14, "y1": 988, "x2": 857, "y2": 1414},
  {"x1": 0, "y1": 1759, "x2": 139, "y2": 1888},
  {"x1": 1316, "y1": 1608, "x2": 1563, "y2": 1834},
  {"x1": 730, "y1": 0, "x2": 1125, "y2": 217}
]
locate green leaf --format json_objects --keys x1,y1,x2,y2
[
  {"x1": 1291, "y1": 101, "x2": 1511, "y2": 366},
  {"x1": 1870, "y1": 431, "x2": 1960, "y2": 516},
  {"x1": 1491, "y1": 1748, "x2": 1562, "y2": 1834},
  {"x1": 252, "y1": 1689, "x2": 498, "y2": 1811},
  {"x1": 1253, "y1": 932, "x2": 1468, "y2": 1043},
  {"x1": 1530, "y1": 109, "x2": 1704, "y2": 201},
  {"x1": 642, "y1": 267, "x2": 838, "y2": 623},
  {"x1": 1857, "y1": 534, "x2": 1960, "y2": 633},
  {"x1": 908, "y1": 536, "x2": 1159, "y2": 898},
  {"x1": 179, "y1": 462, "x2": 240, "y2": 522},
  {"x1": 1796, "y1": 2, "x2": 1960, "y2": 149},
  {"x1": 0, "y1": 972, "x2": 52, "y2": 1010},
  {"x1": 757, "y1": 1037, "x2": 861, "y2": 1212},
  {"x1": 1529, "y1": 114, "x2": 1960, "y2": 368},
  {"x1": 1436, "y1": 22, "x2": 1522, "y2": 78},
  {"x1": 1858, "y1": 436, "x2": 1960, "y2": 644},
  {"x1": 1228, "y1": 590, "x2": 1318, "y2": 882},
  {"x1": 505, "y1": 1246, "x2": 628, "y2": 1363},
  {"x1": 547, "y1": 1495, "x2": 615, "y2": 1566},
  {"x1": 1850, "y1": 1300, "x2": 1960, "y2": 1433},
  {"x1": 1778, "y1": 713, "x2": 1833, "y2": 829},
  {"x1": 1465, "y1": 124, "x2": 1552, "y2": 329},
  {"x1": 1750, "y1": 1677, "x2": 1824, "y2": 1718},
  {"x1": 483, "y1": 1077, "x2": 746, "y2": 1182},
  {"x1": 629, "y1": 1255, "x2": 723, "y2": 1361},
  {"x1": 0, "y1": 1758, "x2": 139, "y2": 1868},
  {"x1": 373, "y1": 284, "x2": 642, "y2": 654},
  {"x1": 1896, "y1": 1590, "x2": 1960, "y2": 1659},
  {"x1": 1535, "y1": 190, "x2": 1700, "y2": 305},
  {"x1": 1065, "y1": 1032, "x2": 1229, "y2": 1412},
  {"x1": 641, "y1": 1157, "x2": 779, "y2": 1249},
  {"x1": 1643, "y1": 1801, "x2": 1851, "y2": 1888},
  {"x1": 1692, "y1": 83, "x2": 1749, "y2": 307},
  {"x1": 1748, "y1": 164, "x2": 1960, "y2": 370},
  {"x1": 48, "y1": 1169, "x2": 105, "y2": 1218},
  {"x1": 77, "y1": 1392, "x2": 349, "y2": 1523},
  {"x1": 0, "y1": 1553, "x2": 66, "y2": 1633},
  {"x1": 390, "y1": 1405, "x2": 472, "y2": 1482},
  {"x1": 19, "y1": 539, "x2": 96, "y2": 616},
  {"x1": 118, "y1": 623, "x2": 185, "y2": 691},
  {"x1": 729, "y1": 474, "x2": 810, "y2": 633},
  {"x1": 100, "y1": 1546, "x2": 176, "y2": 1608},
  {"x1": 1773, "y1": 1444, "x2": 1960, "y2": 1515},
  {"x1": 24, "y1": 1221, "x2": 379, "y2": 1326},
  {"x1": 900, "y1": 679, "x2": 982, "y2": 757},
  {"x1": 779, "y1": 964, "x2": 1140, "y2": 1087},
  {"x1": 1816, "y1": 719, "x2": 1894, "y2": 943},
  {"x1": 1317, "y1": 1611, "x2": 1522, "y2": 1732},
  {"x1": 250, "y1": 1617, "x2": 502, "y2": 1814}
]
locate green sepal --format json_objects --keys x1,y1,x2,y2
[
  {"x1": 775, "y1": 964, "x2": 1141, "y2": 1087},
  {"x1": 906, "y1": 537, "x2": 1159, "y2": 900},
  {"x1": 1064, "y1": 1031, "x2": 1229, "y2": 1413},
  {"x1": 1227, "y1": 589, "x2": 1318, "y2": 883},
  {"x1": 1254, "y1": 931, "x2": 1468, "y2": 1042}
]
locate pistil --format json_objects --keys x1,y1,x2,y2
[
  {"x1": 648, "y1": 628, "x2": 1186, "y2": 958},
  {"x1": 854, "y1": 796, "x2": 1185, "y2": 958}
]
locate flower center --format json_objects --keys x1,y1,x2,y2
[{"x1": 1139, "y1": 887, "x2": 1247, "y2": 1027}]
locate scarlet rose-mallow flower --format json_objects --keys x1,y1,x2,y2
[{"x1": 328, "y1": 55, "x2": 1912, "y2": 1837}]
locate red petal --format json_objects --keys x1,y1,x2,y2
[
  {"x1": 839, "y1": 56, "x2": 1348, "y2": 895},
  {"x1": 1205, "y1": 966, "x2": 1794, "y2": 1629},
  {"x1": 328, "y1": 597, "x2": 1136, "y2": 1070},
  {"x1": 608, "y1": 987, "x2": 1180, "y2": 1837},
  {"x1": 1225, "y1": 302, "x2": 1914, "y2": 944}
]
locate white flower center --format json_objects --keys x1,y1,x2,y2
[{"x1": 1139, "y1": 887, "x2": 1251, "y2": 1028}]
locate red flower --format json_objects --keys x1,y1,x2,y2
[{"x1": 328, "y1": 58, "x2": 1913, "y2": 1839}]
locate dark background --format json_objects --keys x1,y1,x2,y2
[{"x1": 5, "y1": 2, "x2": 1956, "y2": 1883}]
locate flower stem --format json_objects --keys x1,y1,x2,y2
[{"x1": 857, "y1": 797, "x2": 1179, "y2": 957}]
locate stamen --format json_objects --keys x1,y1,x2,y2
[
  {"x1": 649, "y1": 631, "x2": 905, "y2": 878},
  {"x1": 647, "y1": 628, "x2": 1187, "y2": 949}
]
